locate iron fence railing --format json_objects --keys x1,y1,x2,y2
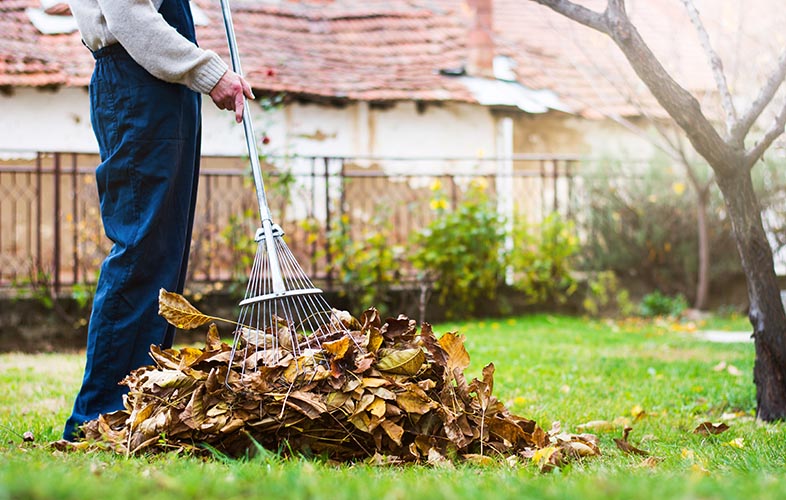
[{"x1": 0, "y1": 151, "x2": 580, "y2": 293}]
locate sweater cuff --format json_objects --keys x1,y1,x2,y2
[{"x1": 192, "y1": 52, "x2": 229, "y2": 94}]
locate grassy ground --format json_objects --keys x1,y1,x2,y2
[{"x1": 2, "y1": 313, "x2": 784, "y2": 500}]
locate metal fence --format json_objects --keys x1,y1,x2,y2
[{"x1": 0, "y1": 151, "x2": 579, "y2": 293}]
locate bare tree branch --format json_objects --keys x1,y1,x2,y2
[
  {"x1": 745, "y1": 99, "x2": 786, "y2": 169},
  {"x1": 541, "y1": 0, "x2": 734, "y2": 172},
  {"x1": 554, "y1": 25, "x2": 684, "y2": 159},
  {"x1": 732, "y1": 50, "x2": 786, "y2": 146},
  {"x1": 530, "y1": 0, "x2": 608, "y2": 33},
  {"x1": 679, "y1": 0, "x2": 737, "y2": 136}
]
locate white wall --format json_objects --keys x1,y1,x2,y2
[
  {"x1": 0, "y1": 87, "x2": 96, "y2": 154},
  {"x1": 202, "y1": 98, "x2": 500, "y2": 164},
  {"x1": 1, "y1": 87, "x2": 500, "y2": 165}
]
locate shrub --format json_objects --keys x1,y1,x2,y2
[
  {"x1": 638, "y1": 290, "x2": 688, "y2": 317},
  {"x1": 579, "y1": 159, "x2": 741, "y2": 301},
  {"x1": 510, "y1": 212, "x2": 580, "y2": 305},
  {"x1": 581, "y1": 270, "x2": 635, "y2": 317},
  {"x1": 409, "y1": 179, "x2": 507, "y2": 319},
  {"x1": 324, "y1": 211, "x2": 404, "y2": 316}
]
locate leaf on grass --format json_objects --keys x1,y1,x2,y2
[
  {"x1": 462, "y1": 453, "x2": 496, "y2": 466},
  {"x1": 693, "y1": 422, "x2": 729, "y2": 435},
  {"x1": 71, "y1": 307, "x2": 600, "y2": 467},
  {"x1": 532, "y1": 445, "x2": 562, "y2": 472},
  {"x1": 637, "y1": 456, "x2": 662, "y2": 468},
  {"x1": 563, "y1": 440, "x2": 598, "y2": 458},
  {"x1": 614, "y1": 427, "x2": 649, "y2": 456},
  {"x1": 724, "y1": 437, "x2": 745, "y2": 449},
  {"x1": 158, "y1": 289, "x2": 217, "y2": 330},
  {"x1": 576, "y1": 420, "x2": 616, "y2": 432}
]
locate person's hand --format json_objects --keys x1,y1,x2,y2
[{"x1": 209, "y1": 70, "x2": 254, "y2": 123}]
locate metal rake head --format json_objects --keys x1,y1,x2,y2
[{"x1": 227, "y1": 223, "x2": 361, "y2": 382}]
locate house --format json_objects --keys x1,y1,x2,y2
[{"x1": 1, "y1": 0, "x2": 780, "y2": 288}]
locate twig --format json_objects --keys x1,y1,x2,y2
[
  {"x1": 732, "y1": 50, "x2": 786, "y2": 146},
  {"x1": 745, "y1": 99, "x2": 786, "y2": 169},
  {"x1": 680, "y1": 0, "x2": 737, "y2": 135}
]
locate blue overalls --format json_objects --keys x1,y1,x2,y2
[{"x1": 64, "y1": 0, "x2": 202, "y2": 440}]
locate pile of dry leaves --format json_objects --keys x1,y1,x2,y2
[{"x1": 78, "y1": 291, "x2": 600, "y2": 468}]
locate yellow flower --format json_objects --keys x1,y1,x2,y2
[
  {"x1": 672, "y1": 182, "x2": 686, "y2": 195},
  {"x1": 470, "y1": 177, "x2": 489, "y2": 190},
  {"x1": 430, "y1": 180, "x2": 442, "y2": 192},
  {"x1": 430, "y1": 198, "x2": 448, "y2": 211}
]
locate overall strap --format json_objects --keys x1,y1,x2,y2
[{"x1": 158, "y1": 0, "x2": 197, "y2": 44}]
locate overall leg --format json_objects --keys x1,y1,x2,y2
[{"x1": 64, "y1": 51, "x2": 201, "y2": 440}]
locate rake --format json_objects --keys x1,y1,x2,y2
[{"x1": 218, "y1": 0, "x2": 358, "y2": 381}]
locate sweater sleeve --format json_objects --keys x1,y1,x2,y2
[{"x1": 97, "y1": 0, "x2": 228, "y2": 94}]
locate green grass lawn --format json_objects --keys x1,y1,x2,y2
[{"x1": 2, "y1": 313, "x2": 783, "y2": 500}]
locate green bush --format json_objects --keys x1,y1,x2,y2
[
  {"x1": 580, "y1": 159, "x2": 741, "y2": 301},
  {"x1": 324, "y1": 211, "x2": 403, "y2": 316},
  {"x1": 582, "y1": 270, "x2": 635, "y2": 317},
  {"x1": 638, "y1": 290, "x2": 688, "y2": 317},
  {"x1": 409, "y1": 179, "x2": 507, "y2": 319},
  {"x1": 510, "y1": 212, "x2": 580, "y2": 305}
]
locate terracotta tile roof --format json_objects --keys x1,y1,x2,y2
[
  {"x1": 0, "y1": 0, "x2": 87, "y2": 87},
  {"x1": 0, "y1": 0, "x2": 475, "y2": 102},
  {"x1": 195, "y1": 0, "x2": 473, "y2": 101},
  {"x1": 488, "y1": 0, "x2": 786, "y2": 118},
  {"x1": 3, "y1": 0, "x2": 782, "y2": 119}
]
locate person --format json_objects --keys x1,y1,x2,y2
[{"x1": 63, "y1": 0, "x2": 253, "y2": 440}]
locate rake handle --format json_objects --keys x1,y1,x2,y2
[
  {"x1": 218, "y1": 0, "x2": 286, "y2": 294},
  {"x1": 218, "y1": 0, "x2": 273, "y2": 224}
]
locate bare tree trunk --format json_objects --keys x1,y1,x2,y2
[
  {"x1": 694, "y1": 188, "x2": 710, "y2": 310},
  {"x1": 715, "y1": 168, "x2": 786, "y2": 420},
  {"x1": 532, "y1": 0, "x2": 786, "y2": 420}
]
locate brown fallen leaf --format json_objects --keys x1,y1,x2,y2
[
  {"x1": 67, "y1": 298, "x2": 602, "y2": 466},
  {"x1": 576, "y1": 420, "x2": 616, "y2": 432},
  {"x1": 693, "y1": 422, "x2": 730, "y2": 435},
  {"x1": 376, "y1": 348, "x2": 426, "y2": 375},
  {"x1": 614, "y1": 427, "x2": 649, "y2": 456},
  {"x1": 158, "y1": 289, "x2": 226, "y2": 330},
  {"x1": 637, "y1": 456, "x2": 662, "y2": 468}
]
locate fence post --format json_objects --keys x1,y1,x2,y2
[
  {"x1": 309, "y1": 156, "x2": 317, "y2": 277},
  {"x1": 71, "y1": 153, "x2": 79, "y2": 284},
  {"x1": 566, "y1": 159, "x2": 574, "y2": 220},
  {"x1": 53, "y1": 152, "x2": 61, "y2": 294},
  {"x1": 323, "y1": 157, "x2": 333, "y2": 290},
  {"x1": 553, "y1": 159, "x2": 559, "y2": 214},
  {"x1": 208, "y1": 171, "x2": 215, "y2": 281},
  {"x1": 35, "y1": 152, "x2": 43, "y2": 280}
]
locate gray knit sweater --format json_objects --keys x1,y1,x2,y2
[{"x1": 68, "y1": 0, "x2": 228, "y2": 94}]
